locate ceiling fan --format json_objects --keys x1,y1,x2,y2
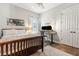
[{"x1": 36, "y1": 3, "x2": 45, "y2": 9}]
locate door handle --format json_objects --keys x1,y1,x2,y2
[
  {"x1": 70, "y1": 31, "x2": 76, "y2": 33},
  {"x1": 72, "y1": 31, "x2": 76, "y2": 33},
  {"x1": 70, "y1": 31, "x2": 73, "y2": 33}
]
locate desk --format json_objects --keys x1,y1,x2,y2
[{"x1": 40, "y1": 30, "x2": 56, "y2": 44}]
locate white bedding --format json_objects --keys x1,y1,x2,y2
[
  {"x1": 2, "y1": 34, "x2": 28, "y2": 39},
  {"x1": 1, "y1": 33, "x2": 41, "y2": 40},
  {"x1": 2, "y1": 29, "x2": 40, "y2": 40},
  {"x1": 2, "y1": 29, "x2": 34, "y2": 39}
]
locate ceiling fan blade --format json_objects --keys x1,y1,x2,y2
[{"x1": 36, "y1": 3, "x2": 45, "y2": 8}]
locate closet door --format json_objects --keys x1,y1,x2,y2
[
  {"x1": 70, "y1": 6, "x2": 79, "y2": 48},
  {"x1": 77, "y1": 7, "x2": 79, "y2": 48},
  {"x1": 61, "y1": 12, "x2": 67, "y2": 44},
  {"x1": 61, "y1": 6, "x2": 79, "y2": 48},
  {"x1": 71, "y1": 7, "x2": 78, "y2": 48},
  {"x1": 75, "y1": 7, "x2": 79, "y2": 48},
  {"x1": 66, "y1": 9, "x2": 73, "y2": 46},
  {"x1": 61, "y1": 9, "x2": 71, "y2": 45},
  {"x1": 61, "y1": 7, "x2": 73, "y2": 46}
]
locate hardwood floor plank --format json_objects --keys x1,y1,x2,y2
[{"x1": 50, "y1": 42, "x2": 79, "y2": 56}]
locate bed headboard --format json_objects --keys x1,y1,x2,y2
[{"x1": 0, "y1": 28, "x2": 27, "y2": 38}]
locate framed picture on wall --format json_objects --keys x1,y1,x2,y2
[{"x1": 7, "y1": 18, "x2": 24, "y2": 26}]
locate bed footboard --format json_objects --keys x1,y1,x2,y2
[{"x1": 0, "y1": 36, "x2": 43, "y2": 56}]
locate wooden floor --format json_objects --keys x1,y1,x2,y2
[{"x1": 50, "y1": 42, "x2": 79, "y2": 56}]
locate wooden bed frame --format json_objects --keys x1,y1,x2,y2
[
  {"x1": 0, "y1": 36, "x2": 44, "y2": 56},
  {"x1": 0, "y1": 28, "x2": 44, "y2": 56}
]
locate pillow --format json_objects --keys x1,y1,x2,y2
[
  {"x1": 3, "y1": 30, "x2": 16, "y2": 36},
  {"x1": 16, "y1": 30, "x2": 26, "y2": 35}
]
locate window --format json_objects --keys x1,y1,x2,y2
[{"x1": 28, "y1": 16, "x2": 40, "y2": 33}]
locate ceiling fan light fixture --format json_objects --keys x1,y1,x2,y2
[{"x1": 36, "y1": 3, "x2": 45, "y2": 9}]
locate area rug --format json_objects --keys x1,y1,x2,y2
[{"x1": 32, "y1": 45, "x2": 72, "y2": 56}]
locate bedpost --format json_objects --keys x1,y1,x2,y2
[
  {"x1": 42, "y1": 36, "x2": 44, "y2": 52},
  {"x1": 1, "y1": 44, "x2": 3, "y2": 56}
]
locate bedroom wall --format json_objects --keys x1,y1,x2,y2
[
  {"x1": 0, "y1": 3, "x2": 10, "y2": 37},
  {"x1": 0, "y1": 4, "x2": 40, "y2": 28},
  {"x1": 0, "y1": 3, "x2": 40, "y2": 37},
  {"x1": 9, "y1": 4, "x2": 40, "y2": 28},
  {"x1": 40, "y1": 3, "x2": 78, "y2": 43}
]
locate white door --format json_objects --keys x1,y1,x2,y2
[
  {"x1": 77, "y1": 7, "x2": 79, "y2": 48},
  {"x1": 61, "y1": 8, "x2": 73, "y2": 46},
  {"x1": 61, "y1": 5, "x2": 79, "y2": 48},
  {"x1": 71, "y1": 7, "x2": 78, "y2": 48},
  {"x1": 61, "y1": 12, "x2": 68, "y2": 45},
  {"x1": 73, "y1": 7, "x2": 79, "y2": 48},
  {"x1": 70, "y1": 6, "x2": 79, "y2": 48}
]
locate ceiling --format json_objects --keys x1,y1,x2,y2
[{"x1": 12, "y1": 3, "x2": 61, "y2": 13}]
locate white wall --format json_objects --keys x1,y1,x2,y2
[
  {"x1": 0, "y1": 4, "x2": 10, "y2": 28},
  {"x1": 0, "y1": 3, "x2": 10, "y2": 37},
  {"x1": 9, "y1": 4, "x2": 40, "y2": 27},
  {"x1": 40, "y1": 9, "x2": 56, "y2": 30},
  {"x1": 0, "y1": 3, "x2": 40, "y2": 28}
]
